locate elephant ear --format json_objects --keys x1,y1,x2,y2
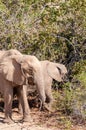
[
  {"x1": 47, "y1": 62, "x2": 63, "y2": 82},
  {"x1": 0, "y1": 56, "x2": 24, "y2": 85}
]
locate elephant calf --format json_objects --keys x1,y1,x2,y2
[
  {"x1": 18, "y1": 60, "x2": 67, "y2": 113},
  {"x1": 41, "y1": 60, "x2": 67, "y2": 106}
]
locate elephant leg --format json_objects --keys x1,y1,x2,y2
[
  {"x1": 44, "y1": 83, "x2": 54, "y2": 112},
  {"x1": 17, "y1": 86, "x2": 31, "y2": 122},
  {"x1": 4, "y1": 86, "x2": 13, "y2": 124},
  {"x1": 15, "y1": 88, "x2": 23, "y2": 115},
  {"x1": 45, "y1": 85, "x2": 53, "y2": 104}
]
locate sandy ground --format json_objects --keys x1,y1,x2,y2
[
  {"x1": 0, "y1": 98, "x2": 85, "y2": 130},
  {"x1": 0, "y1": 108, "x2": 86, "y2": 130},
  {"x1": 0, "y1": 108, "x2": 59, "y2": 130}
]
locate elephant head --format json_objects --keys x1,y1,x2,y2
[
  {"x1": 0, "y1": 54, "x2": 46, "y2": 103},
  {"x1": 41, "y1": 60, "x2": 67, "y2": 82}
]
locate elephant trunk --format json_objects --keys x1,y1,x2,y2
[{"x1": 34, "y1": 67, "x2": 46, "y2": 105}]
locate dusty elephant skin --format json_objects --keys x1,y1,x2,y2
[
  {"x1": 0, "y1": 49, "x2": 46, "y2": 124},
  {"x1": 18, "y1": 60, "x2": 67, "y2": 113},
  {"x1": 40, "y1": 60, "x2": 67, "y2": 108}
]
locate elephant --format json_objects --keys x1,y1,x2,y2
[
  {"x1": 0, "y1": 49, "x2": 22, "y2": 59},
  {"x1": 40, "y1": 60, "x2": 67, "y2": 107},
  {"x1": 18, "y1": 60, "x2": 67, "y2": 113},
  {"x1": 0, "y1": 50, "x2": 46, "y2": 123}
]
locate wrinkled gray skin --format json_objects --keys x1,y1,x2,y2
[
  {"x1": 18, "y1": 60, "x2": 67, "y2": 113},
  {"x1": 0, "y1": 49, "x2": 45, "y2": 123}
]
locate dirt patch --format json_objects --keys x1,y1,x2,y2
[
  {"x1": 0, "y1": 98, "x2": 86, "y2": 130},
  {"x1": 0, "y1": 108, "x2": 86, "y2": 130},
  {"x1": 0, "y1": 108, "x2": 59, "y2": 130}
]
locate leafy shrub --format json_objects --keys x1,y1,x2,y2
[{"x1": 0, "y1": 0, "x2": 86, "y2": 124}]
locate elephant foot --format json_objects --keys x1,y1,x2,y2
[
  {"x1": 43, "y1": 103, "x2": 54, "y2": 112},
  {"x1": 23, "y1": 115, "x2": 33, "y2": 123},
  {"x1": 3, "y1": 118, "x2": 14, "y2": 124}
]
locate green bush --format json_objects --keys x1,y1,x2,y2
[{"x1": 0, "y1": 0, "x2": 86, "y2": 123}]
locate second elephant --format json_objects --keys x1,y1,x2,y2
[
  {"x1": 18, "y1": 60, "x2": 67, "y2": 112},
  {"x1": 41, "y1": 60, "x2": 67, "y2": 106}
]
